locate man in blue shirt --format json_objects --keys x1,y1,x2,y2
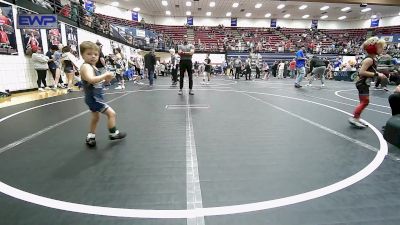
[{"x1": 295, "y1": 46, "x2": 306, "y2": 88}]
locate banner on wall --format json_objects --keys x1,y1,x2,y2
[
  {"x1": 393, "y1": 35, "x2": 400, "y2": 43},
  {"x1": 370, "y1": 18, "x2": 379, "y2": 27},
  {"x1": 380, "y1": 35, "x2": 394, "y2": 43},
  {"x1": 46, "y1": 23, "x2": 62, "y2": 49},
  {"x1": 187, "y1": 16, "x2": 193, "y2": 26},
  {"x1": 311, "y1": 19, "x2": 318, "y2": 29},
  {"x1": 136, "y1": 29, "x2": 145, "y2": 37},
  {"x1": 270, "y1": 19, "x2": 277, "y2": 28},
  {"x1": 18, "y1": 9, "x2": 43, "y2": 55},
  {"x1": 231, "y1": 18, "x2": 237, "y2": 27},
  {"x1": 0, "y1": 2, "x2": 18, "y2": 55},
  {"x1": 65, "y1": 24, "x2": 79, "y2": 57},
  {"x1": 132, "y1": 11, "x2": 139, "y2": 21}
]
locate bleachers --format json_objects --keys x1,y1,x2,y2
[
  {"x1": 374, "y1": 25, "x2": 400, "y2": 35},
  {"x1": 280, "y1": 28, "x2": 333, "y2": 48},
  {"x1": 194, "y1": 27, "x2": 235, "y2": 52},
  {"x1": 320, "y1": 28, "x2": 367, "y2": 43},
  {"x1": 94, "y1": 12, "x2": 400, "y2": 53},
  {"x1": 237, "y1": 28, "x2": 283, "y2": 51},
  {"x1": 151, "y1": 24, "x2": 187, "y2": 44},
  {"x1": 95, "y1": 13, "x2": 139, "y2": 27}
]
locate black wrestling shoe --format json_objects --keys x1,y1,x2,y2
[
  {"x1": 109, "y1": 131, "x2": 127, "y2": 140},
  {"x1": 86, "y1": 137, "x2": 96, "y2": 147}
]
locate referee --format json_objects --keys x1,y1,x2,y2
[{"x1": 178, "y1": 35, "x2": 195, "y2": 95}]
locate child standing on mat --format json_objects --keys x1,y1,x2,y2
[
  {"x1": 79, "y1": 41, "x2": 126, "y2": 147},
  {"x1": 349, "y1": 37, "x2": 387, "y2": 128}
]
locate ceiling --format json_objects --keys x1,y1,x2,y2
[{"x1": 97, "y1": 0, "x2": 400, "y2": 20}]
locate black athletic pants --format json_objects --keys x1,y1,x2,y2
[
  {"x1": 172, "y1": 68, "x2": 178, "y2": 83},
  {"x1": 234, "y1": 67, "x2": 241, "y2": 79},
  {"x1": 36, "y1": 70, "x2": 47, "y2": 88},
  {"x1": 229, "y1": 67, "x2": 234, "y2": 76},
  {"x1": 245, "y1": 67, "x2": 251, "y2": 80},
  {"x1": 180, "y1": 60, "x2": 193, "y2": 90},
  {"x1": 389, "y1": 93, "x2": 400, "y2": 116},
  {"x1": 256, "y1": 67, "x2": 261, "y2": 79}
]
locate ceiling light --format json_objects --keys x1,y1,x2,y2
[
  {"x1": 245, "y1": 13, "x2": 252, "y2": 17},
  {"x1": 232, "y1": 3, "x2": 239, "y2": 8},
  {"x1": 226, "y1": 12, "x2": 232, "y2": 17},
  {"x1": 361, "y1": 8, "x2": 371, "y2": 12},
  {"x1": 162, "y1": 1, "x2": 168, "y2": 6},
  {"x1": 320, "y1": 6, "x2": 329, "y2": 11},
  {"x1": 255, "y1": 3, "x2": 262, "y2": 8},
  {"x1": 341, "y1": 7, "x2": 351, "y2": 12},
  {"x1": 338, "y1": 16, "x2": 347, "y2": 20},
  {"x1": 283, "y1": 14, "x2": 290, "y2": 18},
  {"x1": 320, "y1": 15, "x2": 328, "y2": 19},
  {"x1": 111, "y1": 1, "x2": 119, "y2": 6},
  {"x1": 302, "y1": 15, "x2": 309, "y2": 19},
  {"x1": 186, "y1": 11, "x2": 191, "y2": 16},
  {"x1": 371, "y1": 15, "x2": 377, "y2": 19},
  {"x1": 166, "y1": 10, "x2": 171, "y2": 15},
  {"x1": 277, "y1": 4, "x2": 285, "y2": 9},
  {"x1": 133, "y1": 7, "x2": 140, "y2": 11},
  {"x1": 206, "y1": 12, "x2": 211, "y2": 16},
  {"x1": 299, "y1": 5, "x2": 308, "y2": 10},
  {"x1": 210, "y1": 2, "x2": 215, "y2": 7},
  {"x1": 186, "y1": 1, "x2": 191, "y2": 7},
  {"x1": 265, "y1": 13, "x2": 271, "y2": 17}
]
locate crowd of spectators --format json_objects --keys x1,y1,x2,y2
[{"x1": 27, "y1": 0, "x2": 400, "y2": 58}]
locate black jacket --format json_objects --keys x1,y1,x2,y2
[
  {"x1": 144, "y1": 53, "x2": 156, "y2": 70},
  {"x1": 310, "y1": 57, "x2": 326, "y2": 71}
]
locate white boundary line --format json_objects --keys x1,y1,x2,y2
[
  {"x1": 335, "y1": 89, "x2": 391, "y2": 109},
  {"x1": 0, "y1": 93, "x2": 130, "y2": 154},
  {"x1": 243, "y1": 93, "x2": 380, "y2": 153},
  {"x1": 166, "y1": 105, "x2": 210, "y2": 110},
  {"x1": 0, "y1": 89, "x2": 388, "y2": 218},
  {"x1": 185, "y1": 94, "x2": 205, "y2": 225},
  {"x1": 299, "y1": 93, "x2": 391, "y2": 115}
]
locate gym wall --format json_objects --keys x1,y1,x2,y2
[{"x1": 0, "y1": 2, "x2": 134, "y2": 92}]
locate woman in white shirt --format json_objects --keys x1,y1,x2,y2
[
  {"x1": 277, "y1": 61, "x2": 285, "y2": 79},
  {"x1": 31, "y1": 47, "x2": 49, "y2": 91}
]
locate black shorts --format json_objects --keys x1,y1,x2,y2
[
  {"x1": 85, "y1": 89, "x2": 109, "y2": 113},
  {"x1": 64, "y1": 66, "x2": 74, "y2": 74},
  {"x1": 356, "y1": 80, "x2": 369, "y2": 96}
]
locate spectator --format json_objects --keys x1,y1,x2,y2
[
  {"x1": 289, "y1": 59, "x2": 296, "y2": 78},
  {"x1": 32, "y1": 47, "x2": 50, "y2": 91},
  {"x1": 144, "y1": 49, "x2": 156, "y2": 87}
]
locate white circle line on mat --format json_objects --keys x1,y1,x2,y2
[
  {"x1": 0, "y1": 89, "x2": 388, "y2": 218},
  {"x1": 334, "y1": 89, "x2": 391, "y2": 109}
]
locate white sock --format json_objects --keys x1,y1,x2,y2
[{"x1": 87, "y1": 133, "x2": 95, "y2": 138}]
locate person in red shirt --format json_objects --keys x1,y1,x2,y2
[
  {"x1": 289, "y1": 59, "x2": 296, "y2": 78},
  {"x1": 0, "y1": 8, "x2": 11, "y2": 26},
  {"x1": 27, "y1": 32, "x2": 39, "y2": 51},
  {"x1": 0, "y1": 26, "x2": 9, "y2": 45}
]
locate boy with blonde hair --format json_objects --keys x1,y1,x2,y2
[{"x1": 80, "y1": 41, "x2": 126, "y2": 147}]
